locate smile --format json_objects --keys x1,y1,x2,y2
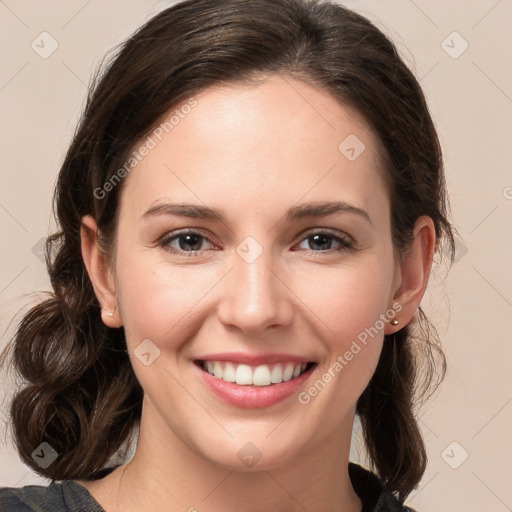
[
  {"x1": 197, "y1": 360, "x2": 315, "y2": 386},
  {"x1": 194, "y1": 357, "x2": 318, "y2": 408}
]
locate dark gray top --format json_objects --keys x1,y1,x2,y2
[{"x1": 0, "y1": 462, "x2": 417, "y2": 511}]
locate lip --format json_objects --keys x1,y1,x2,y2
[{"x1": 194, "y1": 359, "x2": 317, "y2": 409}]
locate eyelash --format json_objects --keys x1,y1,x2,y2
[{"x1": 157, "y1": 228, "x2": 353, "y2": 257}]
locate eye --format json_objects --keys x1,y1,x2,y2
[
  {"x1": 295, "y1": 230, "x2": 352, "y2": 253},
  {"x1": 159, "y1": 230, "x2": 216, "y2": 255},
  {"x1": 158, "y1": 228, "x2": 353, "y2": 256}
]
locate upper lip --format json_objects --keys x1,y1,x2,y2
[{"x1": 194, "y1": 352, "x2": 316, "y2": 366}]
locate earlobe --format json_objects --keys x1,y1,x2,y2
[
  {"x1": 385, "y1": 215, "x2": 436, "y2": 334},
  {"x1": 80, "y1": 215, "x2": 122, "y2": 328}
]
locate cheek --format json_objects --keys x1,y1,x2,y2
[
  {"x1": 114, "y1": 250, "x2": 221, "y2": 351},
  {"x1": 293, "y1": 259, "x2": 394, "y2": 336},
  {"x1": 290, "y1": 261, "x2": 393, "y2": 391}
]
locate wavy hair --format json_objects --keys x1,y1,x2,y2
[{"x1": 1, "y1": 0, "x2": 454, "y2": 503}]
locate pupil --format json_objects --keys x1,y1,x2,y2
[
  {"x1": 311, "y1": 234, "x2": 330, "y2": 251},
  {"x1": 180, "y1": 234, "x2": 202, "y2": 251}
]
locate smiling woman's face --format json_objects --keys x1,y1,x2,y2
[{"x1": 92, "y1": 75, "x2": 405, "y2": 470}]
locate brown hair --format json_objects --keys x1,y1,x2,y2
[{"x1": 1, "y1": 0, "x2": 454, "y2": 503}]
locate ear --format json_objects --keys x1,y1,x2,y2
[
  {"x1": 385, "y1": 215, "x2": 436, "y2": 334},
  {"x1": 80, "y1": 215, "x2": 122, "y2": 327}
]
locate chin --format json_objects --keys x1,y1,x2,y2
[{"x1": 190, "y1": 429, "x2": 310, "y2": 473}]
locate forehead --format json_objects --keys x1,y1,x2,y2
[{"x1": 119, "y1": 75, "x2": 389, "y2": 223}]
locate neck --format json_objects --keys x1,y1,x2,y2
[{"x1": 99, "y1": 401, "x2": 362, "y2": 512}]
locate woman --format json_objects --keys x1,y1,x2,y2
[{"x1": 0, "y1": 0, "x2": 454, "y2": 510}]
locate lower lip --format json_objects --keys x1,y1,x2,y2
[{"x1": 196, "y1": 363, "x2": 316, "y2": 409}]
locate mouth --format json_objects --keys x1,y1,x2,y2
[{"x1": 194, "y1": 360, "x2": 317, "y2": 386}]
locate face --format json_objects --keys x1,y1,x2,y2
[{"x1": 106, "y1": 76, "x2": 402, "y2": 470}]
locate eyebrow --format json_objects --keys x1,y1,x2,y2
[{"x1": 142, "y1": 200, "x2": 372, "y2": 225}]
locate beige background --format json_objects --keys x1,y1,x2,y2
[{"x1": 0, "y1": 1, "x2": 511, "y2": 510}]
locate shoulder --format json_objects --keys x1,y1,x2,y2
[
  {"x1": 348, "y1": 462, "x2": 418, "y2": 512},
  {"x1": 0, "y1": 480, "x2": 104, "y2": 512}
]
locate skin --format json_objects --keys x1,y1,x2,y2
[{"x1": 78, "y1": 75, "x2": 436, "y2": 512}]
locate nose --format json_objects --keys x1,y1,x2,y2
[{"x1": 216, "y1": 244, "x2": 293, "y2": 335}]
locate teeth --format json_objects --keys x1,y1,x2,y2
[
  {"x1": 202, "y1": 361, "x2": 310, "y2": 386},
  {"x1": 253, "y1": 365, "x2": 271, "y2": 386},
  {"x1": 213, "y1": 362, "x2": 223, "y2": 379},
  {"x1": 235, "y1": 364, "x2": 253, "y2": 385},
  {"x1": 223, "y1": 362, "x2": 236, "y2": 382},
  {"x1": 270, "y1": 364, "x2": 283, "y2": 383},
  {"x1": 282, "y1": 363, "x2": 294, "y2": 381}
]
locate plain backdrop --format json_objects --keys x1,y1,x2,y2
[{"x1": 0, "y1": 1, "x2": 511, "y2": 511}]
